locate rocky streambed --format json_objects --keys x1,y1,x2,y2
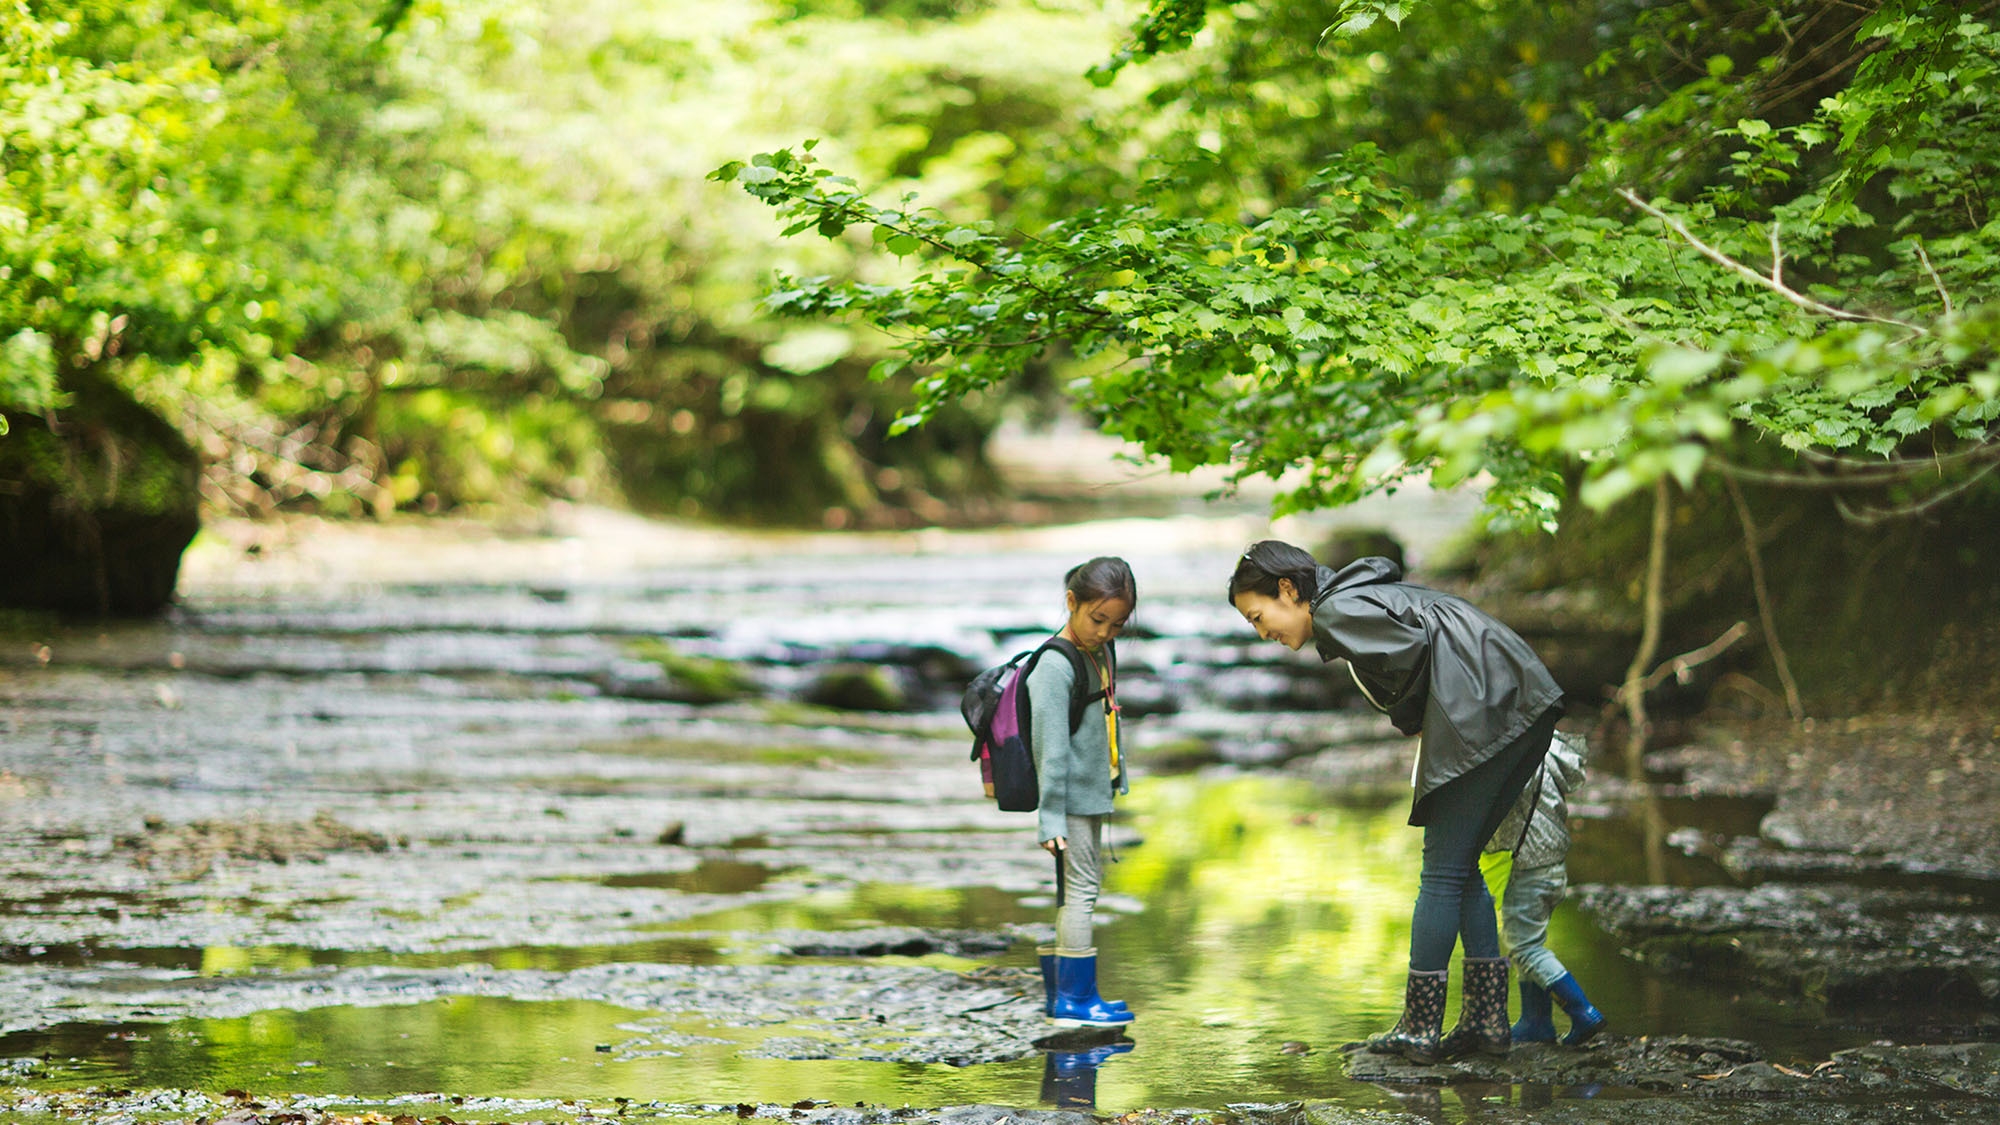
[{"x1": 1, "y1": 508, "x2": 1996, "y2": 1122}]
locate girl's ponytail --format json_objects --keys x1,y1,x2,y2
[{"x1": 1227, "y1": 540, "x2": 1319, "y2": 605}]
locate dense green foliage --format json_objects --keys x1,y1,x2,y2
[
  {"x1": 2, "y1": 0, "x2": 1145, "y2": 523},
  {"x1": 727, "y1": 0, "x2": 2000, "y2": 524},
  {"x1": 10, "y1": 0, "x2": 1996, "y2": 528}
]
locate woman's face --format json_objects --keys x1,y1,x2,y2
[
  {"x1": 1233, "y1": 579, "x2": 1312, "y2": 651},
  {"x1": 1065, "y1": 594, "x2": 1131, "y2": 652}
]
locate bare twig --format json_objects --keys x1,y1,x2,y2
[
  {"x1": 1915, "y1": 240, "x2": 1953, "y2": 316},
  {"x1": 1722, "y1": 476, "x2": 1805, "y2": 723},
  {"x1": 1715, "y1": 671, "x2": 1787, "y2": 711},
  {"x1": 1835, "y1": 458, "x2": 2000, "y2": 524},
  {"x1": 1618, "y1": 479, "x2": 1672, "y2": 780},
  {"x1": 1637, "y1": 622, "x2": 1750, "y2": 693},
  {"x1": 1615, "y1": 188, "x2": 1925, "y2": 333},
  {"x1": 1711, "y1": 440, "x2": 2000, "y2": 489}
]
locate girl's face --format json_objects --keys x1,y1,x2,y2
[
  {"x1": 1233, "y1": 579, "x2": 1312, "y2": 651},
  {"x1": 1065, "y1": 594, "x2": 1131, "y2": 652}
]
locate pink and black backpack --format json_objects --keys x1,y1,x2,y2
[{"x1": 959, "y1": 637, "x2": 1112, "y2": 811}]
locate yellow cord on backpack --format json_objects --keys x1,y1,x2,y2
[{"x1": 1084, "y1": 646, "x2": 1119, "y2": 780}]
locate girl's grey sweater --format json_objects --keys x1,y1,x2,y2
[{"x1": 1028, "y1": 647, "x2": 1119, "y2": 843}]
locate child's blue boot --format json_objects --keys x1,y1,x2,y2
[
  {"x1": 1511, "y1": 978, "x2": 1557, "y2": 1043},
  {"x1": 1050, "y1": 948, "x2": 1134, "y2": 1028},
  {"x1": 1041, "y1": 944, "x2": 1128, "y2": 1017},
  {"x1": 1549, "y1": 972, "x2": 1606, "y2": 1045},
  {"x1": 1039, "y1": 945, "x2": 1057, "y2": 1015}
]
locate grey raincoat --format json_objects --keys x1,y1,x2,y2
[
  {"x1": 1308, "y1": 558, "x2": 1564, "y2": 825},
  {"x1": 1484, "y1": 730, "x2": 1588, "y2": 867}
]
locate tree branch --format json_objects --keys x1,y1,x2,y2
[
  {"x1": 1835, "y1": 458, "x2": 2000, "y2": 525},
  {"x1": 1618, "y1": 478, "x2": 1672, "y2": 781},
  {"x1": 1723, "y1": 476, "x2": 1805, "y2": 723},
  {"x1": 1615, "y1": 188, "x2": 1924, "y2": 333},
  {"x1": 1636, "y1": 621, "x2": 1750, "y2": 694},
  {"x1": 1915, "y1": 240, "x2": 1953, "y2": 316}
]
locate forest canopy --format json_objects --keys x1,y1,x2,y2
[
  {"x1": 724, "y1": 0, "x2": 2000, "y2": 525},
  {"x1": 1, "y1": 0, "x2": 1154, "y2": 525},
  {"x1": 5, "y1": 0, "x2": 1997, "y2": 531}
]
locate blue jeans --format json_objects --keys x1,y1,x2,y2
[
  {"x1": 1501, "y1": 859, "x2": 1571, "y2": 986},
  {"x1": 1408, "y1": 709, "x2": 1558, "y2": 972}
]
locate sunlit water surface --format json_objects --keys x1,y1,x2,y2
[{"x1": 8, "y1": 775, "x2": 1852, "y2": 1113}]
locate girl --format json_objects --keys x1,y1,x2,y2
[
  {"x1": 1228, "y1": 541, "x2": 1563, "y2": 1062},
  {"x1": 1032, "y1": 556, "x2": 1136, "y2": 1028}
]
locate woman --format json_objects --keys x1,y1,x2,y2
[{"x1": 1229, "y1": 540, "x2": 1563, "y2": 1061}]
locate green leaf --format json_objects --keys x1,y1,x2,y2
[
  {"x1": 1649, "y1": 346, "x2": 1723, "y2": 386},
  {"x1": 1663, "y1": 442, "x2": 1706, "y2": 489}
]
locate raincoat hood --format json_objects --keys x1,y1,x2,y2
[
  {"x1": 1303, "y1": 555, "x2": 1565, "y2": 826},
  {"x1": 1310, "y1": 558, "x2": 1403, "y2": 607}
]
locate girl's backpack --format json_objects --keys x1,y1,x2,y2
[{"x1": 960, "y1": 637, "x2": 1112, "y2": 811}]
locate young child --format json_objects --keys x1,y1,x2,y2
[
  {"x1": 1482, "y1": 729, "x2": 1607, "y2": 1045},
  {"x1": 1033, "y1": 557, "x2": 1136, "y2": 1029}
]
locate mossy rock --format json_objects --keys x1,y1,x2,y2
[
  {"x1": 1315, "y1": 527, "x2": 1405, "y2": 572},
  {"x1": 625, "y1": 639, "x2": 754, "y2": 704},
  {"x1": 0, "y1": 370, "x2": 199, "y2": 615},
  {"x1": 802, "y1": 662, "x2": 912, "y2": 712}
]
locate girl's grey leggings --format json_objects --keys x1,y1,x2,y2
[{"x1": 1056, "y1": 813, "x2": 1105, "y2": 952}]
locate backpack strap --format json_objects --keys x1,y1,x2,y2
[{"x1": 1044, "y1": 636, "x2": 1110, "y2": 733}]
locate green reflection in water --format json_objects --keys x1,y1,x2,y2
[{"x1": 9, "y1": 773, "x2": 1843, "y2": 1111}]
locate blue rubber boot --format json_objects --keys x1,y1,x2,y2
[
  {"x1": 1041, "y1": 945, "x2": 1127, "y2": 1017},
  {"x1": 1549, "y1": 972, "x2": 1606, "y2": 1046},
  {"x1": 1051, "y1": 949, "x2": 1134, "y2": 1028},
  {"x1": 1511, "y1": 978, "x2": 1557, "y2": 1043},
  {"x1": 1039, "y1": 946, "x2": 1057, "y2": 1016}
]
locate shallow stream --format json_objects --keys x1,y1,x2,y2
[{"x1": 0, "y1": 511, "x2": 1969, "y2": 1115}]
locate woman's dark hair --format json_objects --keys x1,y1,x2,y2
[
  {"x1": 1065, "y1": 556, "x2": 1137, "y2": 606},
  {"x1": 1228, "y1": 540, "x2": 1319, "y2": 605}
]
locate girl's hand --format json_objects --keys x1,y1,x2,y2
[{"x1": 1041, "y1": 837, "x2": 1067, "y2": 855}]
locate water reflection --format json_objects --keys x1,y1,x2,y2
[
  {"x1": 1039, "y1": 1039, "x2": 1134, "y2": 1108},
  {"x1": 3, "y1": 772, "x2": 1844, "y2": 1112}
]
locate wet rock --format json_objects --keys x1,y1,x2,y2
[
  {"x1": 610, "y1": 640, "x2": 758, "y2": 703},
  {"x1": 1315, "y1": 529, "x2": 1404, "y2": 572},
  {"x1": 0, "y1": 371, "x2": 201, "y2": 616},
  {"x1": 1137, "y1": 736, "x2": 1225, "y2": 774},
  {"x1": 120, "y1": 812, "x2": 391, "y2": 879},
  {"x1": 762, "y1": 926, "x2": 1015, "y2": 958},
  {"x1": 1576, "y1": 883, "x2": 2000, "y2": 1009},
  {"x1": 6, "y1": 958, "x2": 1053, "y2": 1062},
  {"x1": 1031, "y1": 1026, "x2": 1129, "y2": 1052},
  {"x1": 1646, "y1": 717, "x2": 2000, "y2": 882},
  {"x1": 804, "y1": 663, "x2": 913, "y2": 712},
  {"x1": 1831, "y1": 1042, "x2": 2000, "y2": 1099},
  {"x1": 1341, "y1": 1033, "x2": 1823, "y2": 1095},
  {"x1": 1289, "y1": 740, "x2": 1418, "y2": 795}
]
